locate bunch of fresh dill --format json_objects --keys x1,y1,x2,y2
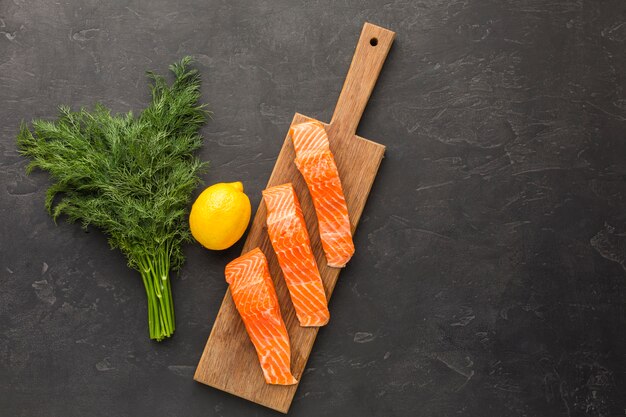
[{"x1": 17, "y1": 57, "x2": 209, "y2": 341}]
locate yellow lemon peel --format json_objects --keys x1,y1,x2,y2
[{"x1": 189, "y1": 182, "x2": 251, "y2": 250}]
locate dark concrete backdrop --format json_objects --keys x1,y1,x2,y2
[{"x1": 1, "y1": 0, "x2": 625, "y2": 416}]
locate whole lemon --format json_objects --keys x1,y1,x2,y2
[{"x1": 189, "y1": 182, "x2": 251, "y2": 250}]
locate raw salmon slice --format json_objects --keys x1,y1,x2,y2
[
  {"x1": 290, "y1": 121, "x2": 355, "y2": 267},
  {"x1": 263, "y1": 183, "x2": 330, "y2": 327},
  {"x1": 225, "y1": 248, "x2": 297, "y2": 385}
]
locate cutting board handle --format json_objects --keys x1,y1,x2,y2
[{"x1": 330, "y1": 22, "x2": 395, "y2": 139}]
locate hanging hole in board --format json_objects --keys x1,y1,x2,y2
[{"x1": 370, "y1": 37, "x2": 378, "y2": 46}]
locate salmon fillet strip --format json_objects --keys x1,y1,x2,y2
[
  {"x1": 290, "y1": 121, "x2": 355, "y2": 267},
  {"x1": 263, "y1": 183, "x2": 330, "y2": 327},
  {"x1": 225, "y1": 248, "x2": 297, "y2": 385}
]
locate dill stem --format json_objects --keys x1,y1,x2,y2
[
  {"x1": 139, "y1": 246, "x2": 175, "y2": 341},
  {"x1": 141, "y1": 271, "x2": 155, "y2": 337}
]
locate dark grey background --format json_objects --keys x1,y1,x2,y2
[{"x1": 1, "y1": 0, "x2": 625, "y2": 416}]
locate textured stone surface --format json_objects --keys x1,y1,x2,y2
[{"x1": 1, "y1": 0, "x2": 625, "y2": 416}]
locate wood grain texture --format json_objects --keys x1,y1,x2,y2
[{"x1": 194, "y1": 22, "x2": 395, "y2": 413}]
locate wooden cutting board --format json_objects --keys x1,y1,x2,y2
[{"x1": 194, "y1": 22, "x2": 395, "y2": 413}]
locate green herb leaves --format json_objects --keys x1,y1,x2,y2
[{"x1": 17, "y1": 57, "x2": 209, "y2": 340}]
